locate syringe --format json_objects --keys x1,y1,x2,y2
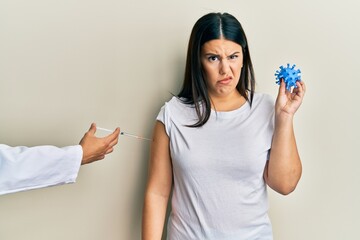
[{"x1": 96, "y1": 127, "x2": 151, "y2": 141}]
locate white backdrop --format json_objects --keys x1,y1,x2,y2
[{"x1": 1, "y1": 0, "x2": 359, "y2": 239}]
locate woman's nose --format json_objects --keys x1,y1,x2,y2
[{"x1": 219, "y1": 60, "x2": 230, "y2": 75}]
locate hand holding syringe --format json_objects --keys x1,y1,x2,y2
[{"x1": 97, "y1": 127, "x2": 151, "y2": 141}]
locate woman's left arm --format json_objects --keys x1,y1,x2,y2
[{"x1": 264, "y1": 80, "x2": 306, "y2": 195}]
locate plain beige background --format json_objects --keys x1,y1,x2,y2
[{"x1": 1, "y1": 0, "x2": 359, "y2": 239}]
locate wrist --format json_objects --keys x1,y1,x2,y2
[{"x1": 275, "y1": 112, "x2": 294, "y2": 127}]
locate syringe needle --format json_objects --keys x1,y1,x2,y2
[
  {"x1": 120, "y1": 131, "x2": 151, "y2": 141},
  {"x1": 96, "y1": 127, "x2": 151, "y2": 141}
]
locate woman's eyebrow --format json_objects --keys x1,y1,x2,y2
[
  {"x1": 204, "y1": 51, "x2": 241, "y2": 56},
  {"x1": 228, "y1": 51, "x2": 241, "y2": 56},
  {"x1": 204, "y1": 53, "x2": 220, "y2": 56}
]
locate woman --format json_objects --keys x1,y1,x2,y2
[{"x1": 142, "y1": 12, "x2": 306, "y2": 240}]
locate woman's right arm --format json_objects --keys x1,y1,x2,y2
[{"x1": 142, "y1": 121, "x2": 173, "y2": 240}]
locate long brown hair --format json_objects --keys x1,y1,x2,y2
[{"x1": 178, "y1": 12, "x2": 255, "y2": 127}]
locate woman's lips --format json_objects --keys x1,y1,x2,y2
[{"x1": 218, "y1": 77, "x2": 232, "y2": 85}]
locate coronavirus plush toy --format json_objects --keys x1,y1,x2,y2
[{"x1": 275, "y1": 64, "x2": 301, "y2": 91}]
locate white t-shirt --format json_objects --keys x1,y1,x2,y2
[
  {"x1": 0, "y1": 144, "x2": 82, "y2": 195},
  {"x1": 157, "y1": 93, "x2": 275, "y2": 240}
]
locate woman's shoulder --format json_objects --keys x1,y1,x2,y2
[
  {"x1": 164, "y1": 96, "x2": 193, "y2": 111},
  {"x1": 251, "y1": 92, "x2": 275, "y2": 113},
  {"x1": 159, "y1": 96, "x2": 197, "y2": 124},
  {"x1": 166, "y1": 96, "x2": 184, "y2": 105},
  {"x1": 253, "y1": 92, "x2": 274, "y2": 105}
]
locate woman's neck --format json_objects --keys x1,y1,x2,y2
[{"x1": 210, "y1": 91, "x2": 246, "y2": 112}]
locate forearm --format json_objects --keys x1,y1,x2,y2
[
  {"x1": 142, "y1": 191, "x2": 170, "y2": 240},
  {"x1": 0, "y1": 144, "x2": 82, "y2": 195},
  {"x1": 266, "y1": 114, "x2": 302, "y2": 195}
]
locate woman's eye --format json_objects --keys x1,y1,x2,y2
[
  {"x1": 229, "y1": 55, "x2": 238, "y2": 60},
  {"x1": 208, "y1": 56, "x2": 219, "y2": 62}
]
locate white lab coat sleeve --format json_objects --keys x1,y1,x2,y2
[{"x1": 0, "y1": 144, "x2": 83, "y2": 195}]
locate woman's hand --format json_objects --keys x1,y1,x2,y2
[{"x1": 275, "y1": 79, "x2": 306, "y2": 117}]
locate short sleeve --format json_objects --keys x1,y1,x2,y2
[
  {"x1": 156, "y1": 105, "x2": 166, "y2": 124},
  {"x1": 156, "y1": 102, "x2": 172, "y2": 137}
]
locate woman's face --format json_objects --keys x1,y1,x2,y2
[{"x1": 201, "y1": 38, "x2": 243, "y2": 99}]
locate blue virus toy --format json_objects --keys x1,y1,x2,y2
[{"x1": 275, "y1": 63, "x2": 301, "y2": 91}]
